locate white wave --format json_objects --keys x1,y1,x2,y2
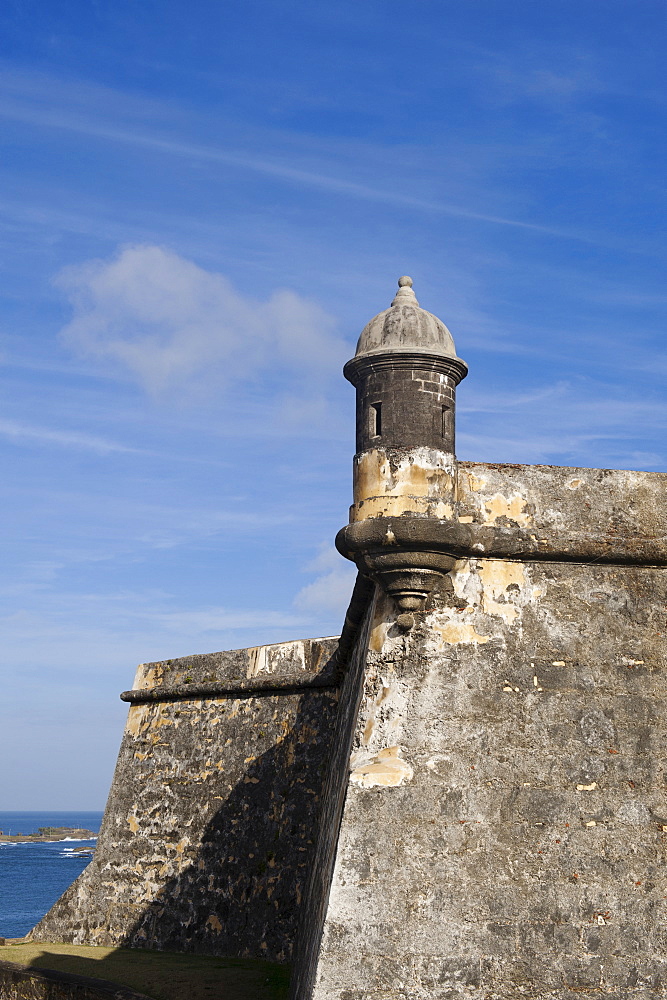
[
  {"x1": 54, "y1": 836, "x2": 98, "y2": 842},
  {"x1": 0, "y1": 836, "x2": 97, "y2": 845}
]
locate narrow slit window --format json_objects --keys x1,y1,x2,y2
[
  {"x1": 442, "y1": 405, "x2": 451, "y2": 438},
  {"x1": 370, "y1": 402, "x2": 382, "y2": 438}
]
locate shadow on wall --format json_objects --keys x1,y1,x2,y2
[
  {"x1": 26, "y1": 584, "x2": 377, "y2": 998},
  {"x1": 116, "y1": 688, "x2": 338, "y2": 963},
  {"x1": 18, "y1": 686, "x2": 336, "y2": 1000}
]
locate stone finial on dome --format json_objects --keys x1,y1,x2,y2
[
  {"x1": 351, "y1": 276, "x2": 466, "y2": 368},
  {"x1": 391, "y1": 275, "x2": 418, "y2": 306}
]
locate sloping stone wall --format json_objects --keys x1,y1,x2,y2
[
  {"x1": 302, "y1": 463, "x2": 667, "y2": 999},
  {"x1": 290, "y1": 590, "x2": 377, "y2": 998},
  {"x1": 29, "y1": 639, "x2": 342, "y2": 962}
]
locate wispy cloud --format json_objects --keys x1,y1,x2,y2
[
  {"x1": 458, "y1": 376, "x2": 667, "y2": 470},
  {"x1": 0, "y1": 591, "x2": 329, "y2": 672},
  {"x1": 56, "y1": 244, "x2": 347, "y2": 395},
  {"x1": 0, "y1": 67, "x2": 615, "y2": 246},
  {"x1": 0, "y1": 418, "x2": 138, "y2": 453},
  {"x1": 140, "y1": 605, "x2": 306, "y2": 634},
  {"x1": 478, "y1": 51, "x2": 602, "y2": 110},
  {"x1": 294, "y1": 544, "x2": 356, "y2": 616}
]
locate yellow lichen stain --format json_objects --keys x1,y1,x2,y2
[
  {"x1": 194, "y1": 770, "x2": 213, "y2": 781},
  {"x1": 353, "y1": 448, "x2": 454, "y2": 507},
  {"x1": 567, "y1": 479, "x2": 582, "y2": 489},
  {"x1": 370, "y1": 620, "x2": 390, "y2": 652},
  {"x1": 482, "y1": 493, "x2": 532, "y2": 528},
  {"x1": 134, "y1": 752, "x2": 149, "y2": 761},
  {"x1": 434, "y1": 620, "x2": 489, "y2": 645},
  {"x1": 246, "y1": 640, "x2": 306, "y2": 678},
  {"x1": 352, "y1": 495, "x2": 454, "y2": 521},
  {"x1": 246, "y1": 645, "x2": 266, "y2": 678},
  {"x1": 465, "y1": 472, "x2": 486, "y2": 493},
  {"x1": 126, "y1": 705, "x2": 151, "y2": 738},
  {"x1": 478, "y1": 561, "x2": 526, "y2": 625},
  {"x1": 127, "y1": 813, "x2": 139, "y2": 833},
  {"x1": 133, "y1": 662, "x2": 165, "y2": 691},
  {"x1": 349, "y1": 746, "x2": 414, "y2": 788},
  {"x1": 206, "y1": 915, "x2": 222, "y2": 933},
  {"x1": 134, "y1": 665, "x2": 152, "y2": 689},
  {"x1": 151, "y1": 716, "x2": 174, "y2": 729},
  {"x1": 175, "y1": 838, "x2": 189, "y2": 855},
  {"x1": 458, "y1": 515, "x2": 474, "y2": 523}
]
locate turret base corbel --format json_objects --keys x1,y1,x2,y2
[{"x1": 336, "y1": 518, "x2": 457, "y2": 612}]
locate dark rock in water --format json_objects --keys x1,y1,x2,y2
[{"x1": 1, "y1": 827, "x2": 97, "y2": 843}]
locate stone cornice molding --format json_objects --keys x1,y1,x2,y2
[
  {"x1": 343, "y1": 350, "x2": 468, "y2": 387},
  {"x1": 336, "y1": 515, "x2": 667, "y2": 571},
  {"x1": 120, "y1": 672, "x2": 339, "y2": 704}
]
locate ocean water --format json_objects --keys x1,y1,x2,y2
[{"x1": 0, "y1": 811, "x2": 103, "y2": 939}]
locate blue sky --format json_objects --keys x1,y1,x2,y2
[{"x1": 0, "y1": 0, "x2": 665, "y2": 808}]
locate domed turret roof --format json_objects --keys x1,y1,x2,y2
[{"x1": 353, "y1": 276, "x2": 461, "y2": 360}]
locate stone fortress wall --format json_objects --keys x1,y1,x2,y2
[
  {"x1": 30, "y1": 278, "x2": 667, "y2": 999},
  {"x1": 298, "y1": 461, "x2": 667, "y2": 1000},
  {"x1": 30, "y1": 637, "x2": 342, "y2": 962},
  {"x1": 31, "y1": 462, "x2": 667, "y2": 998}
]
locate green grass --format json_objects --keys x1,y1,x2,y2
[{"x1": 0, "y1": 942, "x2": 290, "y2": 1000}]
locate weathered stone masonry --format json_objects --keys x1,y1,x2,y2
[
  {"x1": 30, "y1": 638, "x2": 342, "y2": 962},
  {"x1": 30, "y1": 278, "x2": 667, "y2": 1000},
  {"x1": 299, "y1": 462, "x2": 667, "y2": 1000}
]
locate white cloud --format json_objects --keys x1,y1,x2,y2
[
  {"x1": 55, "y1": 244, "x2": 347, "y2": 395},
  {"x1": 294, "y1": 544, "x2": 356, "y2": 616},
  {"x1": 0, "y1": 598, "x2": 308, "y2": 677}
]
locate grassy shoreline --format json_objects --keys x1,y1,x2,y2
[{"x1": 0, "y1": 942, "x2": 290, "y2": 1000}]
